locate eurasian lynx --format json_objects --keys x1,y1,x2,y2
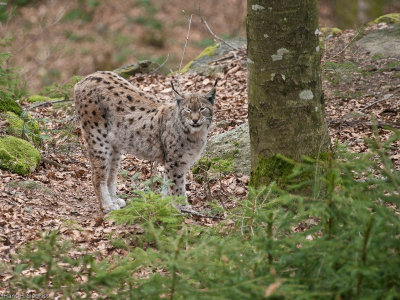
[{"x1": 74, "y1": 71, "x2": 216, "y2": 213}]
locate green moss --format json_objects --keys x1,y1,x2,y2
[
  {"x1": 0, "y1": 136, "x2": 41, "y2": 175},
  {"x1": 180, "y1": 44, "x2": 218, "y2": 73},
  {"x1": 26, "y1": 95, "x2": 53, "y2": 103},
  {"x1": 192, "y1": 157, "x2": 233, "y2": 182},
  {"x1": 320, "y1": 27, "x2": 342, "y2": 37},
  {"x1": 0, "y1": 96, "x2": 23, "y2": 115},
  {"x1": 250, "y1": 153, "x2": 332, "y2": 190},
  {"x1": 250, "y1": 154, "x2": 295, "y2": 188},
  {"x1": 180, "y1": 61, "x2": 193, "y2": 73},
  {"x1": 372, "y1": 13, "x2": 400, "y2": 25},
  {"x1": 4, "y1": 111, "x2": 42, "y2": 146}
]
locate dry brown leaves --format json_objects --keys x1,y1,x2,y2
[{"x1": 1, "y1": 26, "x2": 399, "y2": 269}]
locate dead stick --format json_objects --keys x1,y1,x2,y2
[
  {"x1": 150, "y1": 53, "x2": 170, "y2": 74},
  {"x1": 27, "y1": 99, "x2": 73, "y2": 111},
  {"x1": 360, "y1": 95, "x2": 393, "y2": 112},
  {"x1": 200, "y1": 16, "x2": 239, "y2": 51},
  {"x1": 178, "y1": 13, "x2": 193, "y2": 85},
  {"x1": 41, "y1": 157, "x2": 68, "y2": 169}
]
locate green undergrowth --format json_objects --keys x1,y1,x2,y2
[
  {"x1": 3, "y1": 128, "x2": 400, "y2": 298},
  {"x1": 0, "y1": 51, "x2": 25, "y2": 115}
]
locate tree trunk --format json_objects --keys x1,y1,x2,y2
[{"x1": 247, "y1": 0, "x2": 330, "y2": 187}]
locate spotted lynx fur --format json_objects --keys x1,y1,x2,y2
[{"x1": 74, "y1": 71, "x2": 216, "y2": 213}]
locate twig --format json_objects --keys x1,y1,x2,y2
[
  {"x1": 41, "y1": 157, "x2": 68, "y2": 169},
  {"x1": 150, "y1": 53, "x2": 170, "y2": 74},
  {"x1": 27, "y1": 99, "x2": 73, "y2": 111},
  {"x1": 212, "y1": 54, "x2": 235, "y2": 63},
  {"x1": 177, "y1": 13, "x2": 193, "y2": 89},
  {"x1": 359, "y1": 95, "x2": 393, "y2": 112},
  {"x1": 199, "y1": 16, "x2": 239, "y2": 51},
  {"x1": 327, "y1": 27, "x2": 363, "y2": 60}
]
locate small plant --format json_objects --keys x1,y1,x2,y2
[
  {"x1": 62, "y1": 0, "x2": 99, "y2": 22},
  {"x1": 108, "y1": 191, "x2": 184, "y2": 229},
  {"x1": 41, "y1": 75, "x2": 82, "y2": 99}
]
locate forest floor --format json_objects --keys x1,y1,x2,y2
[{"x1": 0, "y1": 24, "x2": 399, "y2": 268}]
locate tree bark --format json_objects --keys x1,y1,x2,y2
[{"x1": 247, "y1": 0, "x2": 330, "y2": 187}]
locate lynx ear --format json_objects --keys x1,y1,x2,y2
[
  {"x1": 205, "y1": 87, "x2": 216, "y2": 105},
  {"x1": 171, "y1": 81, "x2": 183, "y2": 105}
]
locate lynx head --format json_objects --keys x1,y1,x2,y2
[{"x1": 171, "y1": 80, "x2": 218, "y2": 132}]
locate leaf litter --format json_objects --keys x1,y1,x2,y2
[{"x1": 0, "y1": 25, "x2": 399, "y2": 277}]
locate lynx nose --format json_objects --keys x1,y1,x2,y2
[{"x1": 191, "y1": 113, "x2": 200, "y2": 124}]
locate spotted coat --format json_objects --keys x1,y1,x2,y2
[{"x1": 74, "y1": 71, "x2": 216, "y2": 213}]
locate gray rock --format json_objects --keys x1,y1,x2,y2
[
  {"x1": 202, "y1": 122, "x2": 250, "y2": 175},
  {"x1": 356, "y1": 24, "x2": 400, "y2": 58},
  {"x1": 113, "y1": 60, "x2": 160, "y2": 78},
  {"x1": 185, "y1": 38, "x2": 246, "y2": 76}
]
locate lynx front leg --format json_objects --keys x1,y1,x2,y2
[
  {"x1": 107, "y1": 149, "x2": 126, "y2": 208},
  {"x1": 163, "y1": 163, "x2": 189, "y2": 205}
]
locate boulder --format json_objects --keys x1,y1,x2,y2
[
  {"x1": 0, "y1": 96, "x2": 23, "y2": 115},
  {"x1": 371, "y1": 13, "x2": 400, "y2": 25},
  {"x1": 182, "y1": 38, "x2": 246, "y2": 76},
  {"x1": 113, "y1": 60, "x2": 161, "y2": 79},
  {"x1": 0, "y1": 136, "x2": 41, "y2": 175},
  {"x1": 356, "y1": 23, "x2": 400, "y2": 58},
  {"x1": 201, "y1": 122, "x2": 250, "y2": 175},
  {"x1": 4, "y1": 111, "x2": 42, "y2": 146}
]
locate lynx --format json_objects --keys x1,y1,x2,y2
[{"x1": 74, "y1": 71, "x2": 217, "y2": 213}]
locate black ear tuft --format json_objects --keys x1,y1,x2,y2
[
  {"x1": 171, "y1": 81, "x2": 183, "y2": 105},
  {"x1": 205, "y1": 87, "x2": 216, "y2": 105}
]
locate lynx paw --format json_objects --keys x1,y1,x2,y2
[
  {"x1": 103, "y1": 203, "x2": 120, "y2": 213},
  {"x1": 113, "y1": 198, "x2": 126, "y2": 208}
]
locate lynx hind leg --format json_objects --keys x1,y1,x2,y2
[
  {"x1": 107, "y1": 149, "x2": 126, "y2": 208},
  {"x1": 89, "y1": 153, "x2": 119, "y2": 213},
  {"x1": 81, "y1": 129, "x2": 119, "y2": 213}
]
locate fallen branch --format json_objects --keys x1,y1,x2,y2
[
  {"x1": 329, "y1": 118, "x2": 400, "y2": 129},
  {"x1": 360, "y1": 94, "x2": 393, "y2": 112},
  {"x1": 41, "y1": 157, "x2": 68, "y2": 169},
  {"x1": 27, "y1": 99, "x2": 73, "y2": 111},
  {"x1": 212, "y1": 54, "x2": 235, "y2": 63}
]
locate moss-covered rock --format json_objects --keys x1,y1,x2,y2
[
  {"x1": 355, "y1": 23, "x2": 400, "y2": 58},
  {"x1": 0, "y1": 136, "x2": 41, "y2": 175},
  {"x1": 192, "y1": 157, "x2": 233, "y2": 182},
  {"x1": 0, "y1": 96, "x2": 23, "y2": 115},
  {"x1": 372, "y1": 13, "x2": 400, "y2": 25},
  {"x1": 26, "y1": 95, "x2": 53, "y2": 103},
  {"x1": 181, "y1": 38, "x2": 246, "y2": 76},
  {"x1": 4, "y1": 111, "x2": 42, "y2": 146},
  {"x1": 200, "y1": 122, "x2": 250, "y2": 175},
  {"x1": 113, "y1": 60, "x2": 160, "y2": 79}
]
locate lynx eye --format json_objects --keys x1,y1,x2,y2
[
  {"x1": 184, "y1": 107, "x2": 191, "y2": 113},
  {"x1": 199, "y1": 107, "x2": 206, "y2": 112}
]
